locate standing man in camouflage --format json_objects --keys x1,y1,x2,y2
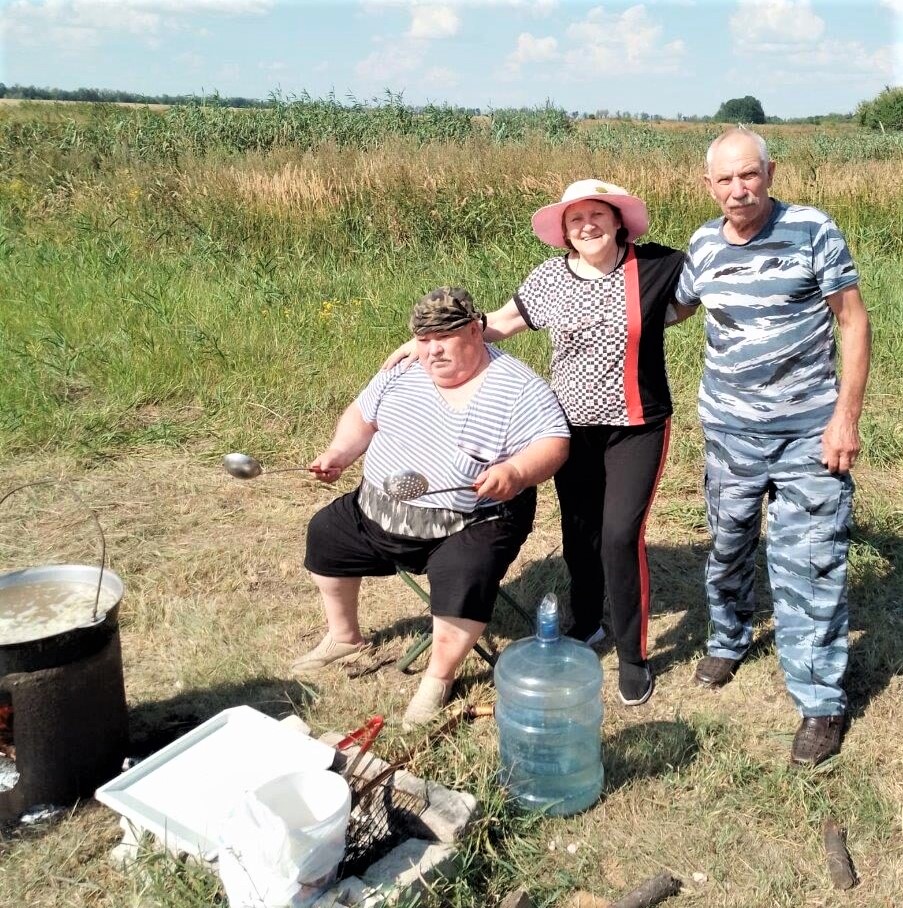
[{"x1": 675, "y1": 127, "x2": 871, "y2": 765}]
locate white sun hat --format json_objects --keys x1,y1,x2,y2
[{"x1": 531, "y1": 179, "x2": 650, "y2": 248}]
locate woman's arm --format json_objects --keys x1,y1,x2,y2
[{"x1": 483, "y1": 299, "x2": 529, "y2": 342}]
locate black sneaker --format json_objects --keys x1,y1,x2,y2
[{"x1": 618, "y1": 661, "x2": 654, "y2": 706}]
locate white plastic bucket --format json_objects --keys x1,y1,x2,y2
[{"x1": 218, "y1": 769, "x2": 352, "y2": 908}]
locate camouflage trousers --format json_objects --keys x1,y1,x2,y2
[{"x1": 703, "y1": 430, "x2": 853, "y2": 717}]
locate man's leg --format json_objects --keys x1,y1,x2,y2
[
  {"x1": 308, "y1": 574, "x2": 365, "y2": 644},
  {"x1": 767, "y1": 436, "x2": 852, "y2": 763},
  {"x1": 554, "y1": 425, "x2": 608, "y2": 640},
  {"x1": 699, "y1": 430, "x2": 769, "y2": 681},
  {"x1": 402, "y1": 492, "x2": 535, "y2": 728},
  {"x1": 425, "y1": 616, "x2": 487, "y2": 683},
  {"x1": 295, "y1": 493, "x2": 396, "y2": 675}
]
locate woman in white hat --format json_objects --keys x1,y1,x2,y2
[{"x1": 386, "y1": 179, "x2": 694, "y2": 706}]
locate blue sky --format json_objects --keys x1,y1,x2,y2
[{"x1": 0, "y1": 0, "x2": 899, "y2": 118}]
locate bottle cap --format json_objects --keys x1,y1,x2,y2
[{"x1": 536, "y1": 593, "x2": 559, "y2": 642}]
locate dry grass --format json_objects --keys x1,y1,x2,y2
[
  {"x1": 214, "y1": 140, "x2": 901, "y2": 214},
  {"x1": 2, "y1": 451, "x2": 902, "y2": 907}
]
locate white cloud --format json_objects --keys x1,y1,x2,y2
[
  {"x1": 729, "y1": 0, "x2": 825, "y2": 52},
  {"x1": 218, "y1": 62, "x2": 241, "y2": 81},
  {"x1": 84, "y1": 0, "x2": 272, "y2": 14},
  {"x1": 748, "y1": 38, "x2": 897, "y2": 85},
  {"x1": 511, "y1": 32, "x2": 558, "y2": 63},
  {"x1": 2, "y1": 0, "x2": 274, "y2": 48},
  {"x1": 893, "y1": 42, "x2": 903, "y2": 82},
  {"x1": 258, "y1": 60, "x2": 288, "y2": 73},
  {"x1": 363, "y1": 0, "x2": 555, "y2": 11},
  {"x1": 408, "y1": 4, "x2": 459, "y2": 38},
  {"x1": 726, "y1": 0, "x2": 899, "y2": 91},
  {"x1": 424, "y1": 66, "x2": 459, "y2": 88},
  {"x1": 562, "y1": 4, "x2": 686, "y2": 74},
  {"x1": 356, "y1": 38, "x2": 422, "y2": 83},
  {"x1": 503, "y1": 32, "x2": 558, "y2": 76}
]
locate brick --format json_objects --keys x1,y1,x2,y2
[
  {"x1": 499, "y1": 886, "x2": 536, "y2": 908},
  {"x1": 360, "y1": 838, "x2": 457, "y2": 902}
]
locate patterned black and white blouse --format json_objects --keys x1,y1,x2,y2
[{"x1": 514, "y1": 243, "x2": 685, "y2": 427}]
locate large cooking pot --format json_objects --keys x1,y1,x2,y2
[
  {"x1": 0, "y1": 564, "x2": 123, "y2": 675},
  {"x1": 0, "y1": 480, "x2": 123, "y2": 676}
]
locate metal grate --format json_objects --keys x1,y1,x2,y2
[{"x1": 339, "y1": 775, "x2": 428, "y2": 878}]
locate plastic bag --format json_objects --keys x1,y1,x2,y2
[{"x1": 218, "y1": 769, "x2": 351, "y2": 908}]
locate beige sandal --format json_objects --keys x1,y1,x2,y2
[
  {"x1": 290, "y1": 633, "x2": 372, "y2": 677},
  {"x1": 401, "y1": 676, "x2": 454, "y2": 731}
]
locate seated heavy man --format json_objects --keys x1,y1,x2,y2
[{"x1": 295, "y1": 287, "x2": 569, "y2": 729}]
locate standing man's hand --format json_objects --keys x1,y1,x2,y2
[
  {"x1": 821, "y1": 414, "x2": 861, "y2": 474},
  {"x1": 823, "y1": 283, "x2": 871, "y2": 474}
]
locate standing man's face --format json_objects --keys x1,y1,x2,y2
[{"x1": 705, "y1": 135, "x2": 776, "y2": 239}]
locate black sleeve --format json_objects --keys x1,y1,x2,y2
[
  {"x1": 512, "y1": 293, "x2": 538, "y2": 330},
  {"x1": 633, "y1": 243, "x2": 686, "y2": 313}
]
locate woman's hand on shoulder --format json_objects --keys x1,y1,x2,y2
[
  {"x1": 665, "y1": 302, "x2": 698, "y2": 327},
  {"x1": 381, "y1": 339, "x2": 418, "y2": 371},
  {"x1": 484, "y1": 300, "x2": 528, "y2": 342}
]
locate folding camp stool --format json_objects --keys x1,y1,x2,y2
[{"x1": 394, "y1": 569, "x2": 533, "y2": 671}]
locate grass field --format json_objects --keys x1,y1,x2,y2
[{"x1": 1, "y1": 101, "x2": 902, "y2": 908}]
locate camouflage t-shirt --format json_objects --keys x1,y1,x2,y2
[{"x1": 676, "y1": 200, "x2": 859, "y2": 436}]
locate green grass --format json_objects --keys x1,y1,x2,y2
[{"x1": 1, "y1": 106, "x2": 902, "y2": 908}]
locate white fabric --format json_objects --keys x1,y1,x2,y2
[{"x1": 357, "y1": 346, "x2": 568, "y2": 512}]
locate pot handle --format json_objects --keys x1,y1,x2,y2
[{"x1": 0, "y1": 480, "x2": 107, "y2": 623}]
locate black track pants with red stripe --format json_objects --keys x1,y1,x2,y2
[{"x1": 553, "y1": 418, "x2": 670, "y2": 665}]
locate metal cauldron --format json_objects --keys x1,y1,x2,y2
[
  {"x1": 0, "y1": 481, "x2": 123, "y2": 674},
  {"x1": 0, "y1": 564, "x2": 123, "y2": 675}
]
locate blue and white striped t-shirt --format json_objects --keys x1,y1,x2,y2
[
  {"x1": 675, "y1": 200, "x2": 859, "y2": 436},
  {"x1": 357, "y1": 346, "x2": 569, "y2": 512}
]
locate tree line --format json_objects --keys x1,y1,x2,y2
[
  {"x1": 0, "y1": 83, "x2": 269, "y2": 108},
  {"x1": 2, "y1": 83, "x2": 895, "y2": 129},
  {"x1": 856, "y1": 87, "x2": 903, "y2": 131}
]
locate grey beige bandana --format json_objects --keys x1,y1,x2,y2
[{"x1": 409, "y1": 287, "x2": 487, "y2": 335}]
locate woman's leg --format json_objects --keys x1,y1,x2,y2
[
  {"x1": 600, "y1": 420, "x2": 670, "y2": 666},
  {"x1": 554, "y1": 425, "x2": 610, "y2": 640}
]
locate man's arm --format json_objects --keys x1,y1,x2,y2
[
  {"x1": 822, "y1": 284, "x2": 871, "y2": 473},
  {"x1": 309, "y1": 401, "x2": 378, "y2": 482},
  {"x1": 472, "y1": 436, "x2": 569, "y2": 502}
]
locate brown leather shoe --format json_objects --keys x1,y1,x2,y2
[
  {"x1": 694, "y1": 654, "x2": 742, "y2": 687},
  {"x1": 791, "y1": 715, "x2": 846, "y2": 766}
]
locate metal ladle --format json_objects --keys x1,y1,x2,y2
[
  {"x1": 382, "y1": 470, "x2": 475, "y2": 501},
  {"x1": 222, "y1": 452, "x2": 315, "y2": 480}
]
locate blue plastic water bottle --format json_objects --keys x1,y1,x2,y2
[{"x1": 494, "y1": 593, "x2": 604, "y2": 815}]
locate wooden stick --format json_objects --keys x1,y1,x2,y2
[
  {"x1": 465, "y1": 703, "x2": 495, "y2": 720},
  {"x1": 610, "y1": 872, "x2": 681, "y2": 908},
  {"x1": 823, "y1": 817, "x2": 856, "y2": 890}
]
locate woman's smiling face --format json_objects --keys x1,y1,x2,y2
[{"x1": 562, "y1": 199, "x2": 622, "y2": 256}]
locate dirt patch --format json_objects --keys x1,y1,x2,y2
[{"x1": 2, "y1": 454, "x2": 902, "y2": 906}]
